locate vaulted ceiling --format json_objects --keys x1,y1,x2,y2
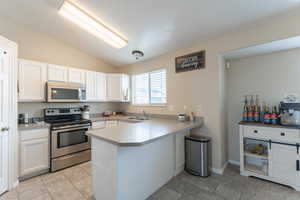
[{"x1": 1, "y1": 0, "x2": 300, "y2": 66}]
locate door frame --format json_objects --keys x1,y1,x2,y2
[{"x1": 0, "y1": 35, "x2": 18, "y2": 190}]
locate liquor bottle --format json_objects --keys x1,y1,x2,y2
[
  {"x1": 271, "y1": 106, "x2": 278, "y2": 125},
  {"x1": 247, "y1": 95, "x2": 254, "y2": 122},
  {"x1": 242, "y1": 96, "x2": 249, "y2": 121},
  {"x1": 254, "y1": 95, "x2": 260, "y2": 122},
  {"x1": 264, "y1": 105, "x2": 271, "y2": 124},
  {"x1": 260, "y1": 101, "x2": 266, "y2": 123}
]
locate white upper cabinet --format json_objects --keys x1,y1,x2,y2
[
  {"x1": 47, "y1": 64, "x2": 68, "y2": 82},
  {"x1": 86, "y1": 70, "x2": 97, "y2": 101},
  {"x1": 106, "y1": 74, "x2": 130, "y2": 102},
  {"x1": 68, "y1": 68, "x2": 86, "y2": 84},
  {"x1": 86, "y1": 71, "x2": 107, "y2": 102},
  {"x1": 96, "y1": 72, "x2": 106, "y2": 101},
  {"x1": 18, "y1": 59, "x2": 47, "y2": 102}
]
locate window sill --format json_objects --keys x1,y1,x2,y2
[{"x1": 131, "y1": 104, "x2": 167, "y2": 107}]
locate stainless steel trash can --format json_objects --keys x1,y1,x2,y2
[{"x1": 185, "y1": 135, "x2": 210, "y2": 177}]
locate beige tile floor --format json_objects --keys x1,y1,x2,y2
[
  {"x1": 0, "y1": 162, "x2": 92, "y2": 200},
  {"x1": 1, "y1": 163, "x2": 300, "y2": 200}
]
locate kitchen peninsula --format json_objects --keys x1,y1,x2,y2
[{"x1": 87, "y1": 117, "x2": 203, "y2": 200}]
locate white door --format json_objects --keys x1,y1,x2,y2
[
  {"x1": 18, "y1": 59, "x2": 47, "y2": 101},
  {"x1": 0, "y1": 49, "x2": 9, "y2": 195},
  {"x1": 106, "y1": 74, "x2": 122, "y2": 101},
  {"x1": 47, "y1": 64, "x2": 68, "y2": 82},
  {"x1": 68, "y1": 68, "x2": 86, "y2": 84}
]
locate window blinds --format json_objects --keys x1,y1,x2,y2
[{"x1": 132, "y1": 69, "x2": 166, "y2": 104}]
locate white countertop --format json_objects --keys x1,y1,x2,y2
[{"x1": 87, "y1": 118, "x2": 203, "y2": 146}]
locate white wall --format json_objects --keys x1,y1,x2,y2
[
  {"x1": 120, "y1": 8, "x2": 300, "y2": 170},
  {"x1": 227, "y1": 48, "x2": 300, "y2": 163}
]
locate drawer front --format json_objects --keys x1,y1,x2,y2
[
  {"x1": 92, "y1": 121, "x2": 105, "y2": 129},
  {"x1": 244, "y1": 126, "x2": 300, "y2": 143},
  {"x1": 20, "y1": 128, "x2": 49, "y2": 141}
]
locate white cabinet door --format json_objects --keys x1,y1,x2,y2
[
  {"x1": 106, "y1": 74, "x2": 130, "y2": 102},
  {"x1": 48, "y1": 64, "x2": 68, "y2": 82},
  {"x1": 96, "y1": 72, "x2": 106, "y2": 101},
  {"x1": 20, "y1": 137, "x2": 49, "y2": 177},
  {"x1": 269, "y1": 143, "x2": 300, "y2": 185},
  {"x1": 106, "y1": 74, "x2": 122, "y2": 101},
  {"x1": 18, "y1": 59, "x2": 47, "y2": 101},
  {"x1": 122, "y1": 74, "x2": 130, "y2": 102},
  {"x1": 68, "y1": 68, "x2": 86, "y2": 84},
  {"x1": 86, "y1": 71, "x2": 97, "y2": 101}
]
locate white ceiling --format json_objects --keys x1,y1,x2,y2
[
  {"x1": 223, "y1": 36, "x2": 300, "y2": 60},
  {"x1": 1, "y1": 0, "x2": 300, "y2": 67}
]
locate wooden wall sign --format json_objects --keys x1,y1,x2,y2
[{"x1": 175, "y1": 50, "x2": 205, "y2": 73}]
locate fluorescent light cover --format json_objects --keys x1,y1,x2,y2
[{"x1": 59, "y1": 1, "x2": 127, "y2": 48}]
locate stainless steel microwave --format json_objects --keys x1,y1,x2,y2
[{"x1": 46, "y1": 81, "x2": 86, "y2": 102}]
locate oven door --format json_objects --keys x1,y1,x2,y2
[{"x1": 51, "y1": 126, "x2": 91, "y2": 158}]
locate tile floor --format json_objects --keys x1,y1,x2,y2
[
  {"x1": 0, "y1": 162, "x2": 92, "y2": 200},
  {"x1": 1, "y1": 163, "x2": 300, "y2": 200}
]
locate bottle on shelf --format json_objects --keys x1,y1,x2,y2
[
  {"x1": 254, "y1": 95, "x2": 260, "y2": 122},
  {"x1": 264, "y1": 105, "x2": 271, "y2": 124},
  {"x1": 243, "y1": 96, "x2": 249, "y2": 121},
  {"x1": 247, "y1": 95, "x2": 254, "y2": 122},
  {"x1": 260, "y1": 101, "x2": 266, "y2": 123},
  {"x1": 271, "y1": 106, "x2": 279, "y2": 125}
]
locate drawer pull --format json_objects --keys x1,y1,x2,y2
[
  {"x1": 297, "y1": 160, "x2": 300, "y2": 171},
  {"x1": 280, "y1": 132, "x2": 285, "y2": 136},
  {"x1": 254, "y1": 130, "x2": 258, "y2": 133}
]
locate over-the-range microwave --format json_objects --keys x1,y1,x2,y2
[{"x1": 46, "y1": 81, "x2": 86, "y2": 103}]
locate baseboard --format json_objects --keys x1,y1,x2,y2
[
  {"x1": 174, "y1": 165, "x2": 185, "y2": 176},
  {"x1": 228, "y1": 160, "x2": 240, "y2": 166},
  {"x1": 211, "y1": 162, "x2": 228, "y2": 175}
]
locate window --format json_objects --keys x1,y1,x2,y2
[{"x1": 132, "y1": 69, "x2": 166, "y2": 105}]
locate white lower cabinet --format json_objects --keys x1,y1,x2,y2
[
  {"x1": 240, "y1": 125, "x2": 300, "y2": 191},
  {"x1": 19, "y1": 128, "x2": 49, "y2": 178},
  {"x1": 269, "y1": 143, "x2": 300, "y2": 186}
]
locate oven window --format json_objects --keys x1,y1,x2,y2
[
  {"x1": 51, "y1": 88, "x2": 79, "y2": 100},
  {"x1": 58, "y1": 129, "x2": 88, "y2": 148}
]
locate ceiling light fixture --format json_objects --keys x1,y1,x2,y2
[
  {"x1": 59, "y1": 1, "x2": 128, "y2": 49},
  {"x1": 132, "y1": 50, "x2": 144, "y2": 60}
]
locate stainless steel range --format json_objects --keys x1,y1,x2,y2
[{"x1": 44, "y1": 108, "x2": 91, "y2": 172}]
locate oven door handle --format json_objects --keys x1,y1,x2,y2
[
  {"x1": 52, "y1": 126, "x2": 90, "y2": 134},
  {"x1": 52, "y1": 124, "x2": 90, "y2": 130}
]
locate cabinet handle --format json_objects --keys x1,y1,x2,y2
[
  {"x1": 297, "y1": 143, "x2": 299, "y2": 155},
  {"x1": 280, "y1": 132, "x2": 285, "y2": 136},
  {"x1": 254, "y1": 130, "x2": 258, "y2": 133},
  {"x1": 297, "y1": 160, "x2": 300, "y2": 171},
  {"x1": 269, "y1": 140, "x2": 272, "y2": 149}
]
